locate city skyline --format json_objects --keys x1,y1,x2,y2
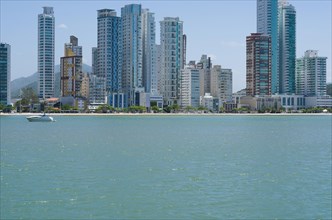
[{"x1": 1, "y1": 0, "x2": 331, "y2": 93}]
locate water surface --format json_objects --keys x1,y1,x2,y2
[{"x1": 1, "y1": 115, "x2": 331, "y2": 219}]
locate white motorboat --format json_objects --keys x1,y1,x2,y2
[{"x1": 26, "y1": 114, "x2": 55, "y2": 122}]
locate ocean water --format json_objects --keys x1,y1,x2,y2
[{"x1": 0, "y1": 115, "x2": 331, "y2": 219}]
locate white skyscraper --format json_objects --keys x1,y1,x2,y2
[
  {"x1": 211, "y1": 65, "x2": 233, "y2": 104},
  {"x1": 160, "y1": 17, "x2": 184, "y2": 106},
  {"x1": 180, "y1": 67, "x2": 200, "y2": 108},
  {"x1": 296, "y1": 50, "x2": 327, "y2": 97},
  {"x1": 38, "y1": 7, "x2": 55, "y2": 99}
]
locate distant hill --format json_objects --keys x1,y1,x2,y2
[{"x1": 11, "y1": 64, "x2": 92, "y2": 98}]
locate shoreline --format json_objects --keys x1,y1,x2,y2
[{"x1": 1, "y1": 112, "x2": 331, "y2": 117}]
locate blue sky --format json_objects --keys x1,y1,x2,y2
[{"x1": 1, "y1": 0, "x2": 331, "y2": 92}]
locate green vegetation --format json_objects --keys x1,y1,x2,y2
[
  {"x1": 151, "y1": 105, "x2": 160, "y2": 113},
  {"x1": 95, "y1": 104, "x2": 115, "y2": 113},
  {"x1": 0, "y1": 104, "x2": 13, "y2": 113},
  {"x1": 301, "y1": 107, "x2": 332, "y2": 113},
  {"x1": 232, "y1": 106, "x2": 251, "y2": 113},
  {"x1": 128, "y1": 105, "x2": 146, "y2": 113},
  {"x1": 16, "y1": 87, "x2": 39, "y2": 105},
  {"x1": 257, "y1": 107, "x2": 282, "y2": 113},
  {"x1": 163, "y1": 104, "x2": 180, "y2": 113}
]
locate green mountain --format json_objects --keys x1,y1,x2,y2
[{"x1": 11, "y1": 64, "x2": 92, "y2": 98}]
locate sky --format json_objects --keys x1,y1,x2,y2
[{"x1": 1, "y1": 0, "x2": 331, "y2": 92}]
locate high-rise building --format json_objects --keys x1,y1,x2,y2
[
  {"x1": 80, "y1": 73, "x2": 90, "y2": 100},
  {"x1": 142, "y1": 9, "x2": 157, "y2": 95},
  {"x1": 211, "y1": 65, "x2": 233, "y2": 104},
  {"x1": 121, "y1": 4, "x2": 144, "y2": 107},
  {"x1": 197, "y1": 55, "x2": 212, "y2": 97},
  {"x1": 68, "y1": 35, "x2": 82, "y2": 56},
  {"x1": 160, "y1": 17, "x2": 184, "y2": 106},
  {"x1": 60, "y1": 36, "x2": 83, "y2": 97},
  {"x1": 0, "y1": 43, "x2": 11, "y2": 105},
  {"x1": 38, "y1": 7, "x2": 55, "y2": 99},
  {"x1": 91, "y1": 47, "x2": 98, "y2": 75},
  {"x1": 296, "y1": 50, "x2": 327, "y2": 97},
  {"x1": 279, "y1": 2, "x2": 296, "y2": 94},
  {"x1": 179, "y1": 66, "x2": 200, "y2": 108},
  {"x1": 89, "y1": 74, "x2": 106, "y2": 104},
  {"x1": 97, "y1": 9, "x2": 122, "y2": 106},
  {"x1": 182, "y1": 34, "x2": 187, "y2": 66},
  {"x1": 257, "y1": 0, "x2": 279, "y2": 94},
  {"x1": 246, "y1": 33, "x2": 272, "y2": 96},
  {"x1": 155, "y1": 44, "x2": 162, "y2": 94}
]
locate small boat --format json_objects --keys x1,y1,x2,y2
[{"x1": 26, "y1": 113, "x2": 55, "y2": 122}]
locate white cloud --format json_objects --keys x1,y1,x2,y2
[
  {"x1": 58, "y1": 24, "x2": 68, "y2": 29},
  {"x1": 207, "y1": 54, "x2": 217, "y2": 61},
  {"x1": 220, "y1": 41, "x2": 244, "y2": 48}
]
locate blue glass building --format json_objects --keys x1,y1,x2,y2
[
  {"x1": 279, "y1": 3, "x2": 296, "y2": 94},
  {"x1": 97, "y1": 9, "x2": 122, "y2": 107},
  {"x1": 0, "y1": 43, "x2": 11, "y2": 105},
  {"x1": 257, "y1": 0, "x2": 279, "y2": 94},
  {"x1": 121, "y1": 4, "x2": 144, "y2": 107}
]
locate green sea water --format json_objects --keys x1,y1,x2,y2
[{"x1": 0, "y1": 115, "x2": 331, "y2": 219}]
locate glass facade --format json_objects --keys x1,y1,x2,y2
[
  {"x1": 0, "y1": 43, "x2": 11, "y2": 105},
  {"x1": 38, "y1": 7, "x2": 55, "y2": 99},
  {"x1": 278, "y1": 3, "x2": 296, "y2": 94},
  {"x1": 246, "y1": 33, "x2": 272, "y2": 96},
  {"x1": 121, "y1": 4, "x2": 143, "y2": 107},
  {"x1": 257, "y1": 0, "x2": 279, "y2": 94}
]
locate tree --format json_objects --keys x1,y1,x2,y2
[
  {"x1": 96, "y1": 104, "x2": 114, "y2": 113},
  {"x1": 171, "y1": 104, "x2": 180, "y2": 113},
  {"x1": 0, "y1": 103, "x2": 5, "y2": 111},
  {"x1": 185, "y1": 106, "x2": 195, "y2": 112},
  {"x1": 20, "y1": 87, "x2": 39, "y2": 105},
  {"x1": 151, "y1": 105, "x2": 160, "y2": 113},
  {"x1": 62, "y1": 104, "x2": 72, "y2": 111},
  {"x1": 197, "y1": 105, "x2": 207, "y2": 112},
  {"x1": 219, "y1": 106, "x2": 225, "y2": 113}
]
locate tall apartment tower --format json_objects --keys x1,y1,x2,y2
[
  {"x1": 121, "y1": 4, "x2": 144, "y2": 107},
  {"x1": 38, "y1": 7, "x2": 55, "y2": 99},
  {"x1": 182, "y1": 34, "x2": 187, "y2": 66},
  {"x1": 155, "y1": 44, "x2": 162, "y2": 94},
  {"x1": 246, "y1": 33, "x2": 272, "y2": 96},
  {"x1": 60, "y1": 36, "x2": 83, "y2": 97},
  {"x1": 179, "y1": 66, "x2": 200, "y2": 108},
  {"x1": 278, "y1": 2, "x2": 296, "y2": 94},
  {"x1": 211, "y1": 65, "x2": 233, "y2": 104},
  {"x1": 91, "y1": 47, "x2": 98, "y2": 75},
  {"x1": 197, "y1": 55, "x2": 212, "y2": 97},
  {"x1": 142, "y1": 9, "x2": 157, "y2": 95},
  {"x1": 97, "y1": 9, "x2": 122, "y2": 105},
  {"x1": 0, "y1": 43, "x2": 11, "y2": 105},
  {"x1": 257, "y1": 0, "x2": 279, "y2": 94},
  {"x1": 160, "y1": 17, "x2": 184, "y2": 106},
  {"x1": 296, "y1": 50, "x2": 327, "y2": 97}
]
